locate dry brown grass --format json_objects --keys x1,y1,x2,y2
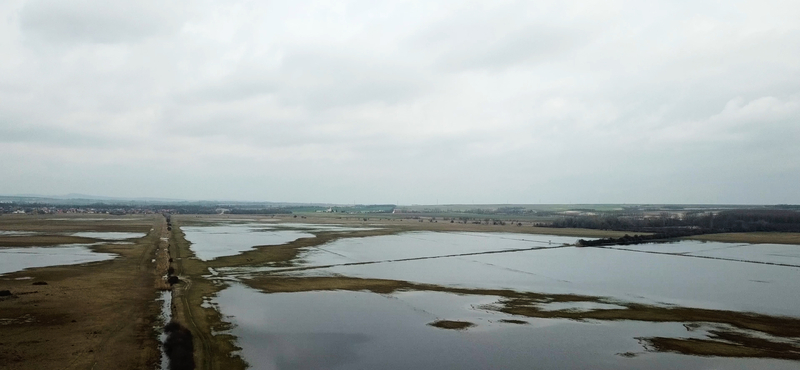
[
  {"x1": 0, "y1": 214, "x2": 163, "y2": 370},
  {"x1": 645, "y1": 333, "x2": 800, "y2": 360}
]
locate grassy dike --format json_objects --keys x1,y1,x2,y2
[{"x1": 168, "y1": 217, "x2": 246, "y2": 370}]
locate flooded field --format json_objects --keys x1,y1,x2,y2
[
  {"x1": 182, "y1": 223, "x2": 314, "y2": 260},
  {"x1": 71, "y1": 231, "x2": 147, "y2": 240},
  {"x1": 0, "y1": 230, "x2": 147, "y2": 275},
  {"x1": 0, "y1": 244, "x2": 117, "y2": 275},
  {"x1": 3, "y1": 214, "x2": 798, "y2": 369},
  {"x1": 268, "y1": 223, "x2": 382, "y2": 232},
  {"x1": 183, "y1": 223, "x2": 800, "y2": 370},
  {"x1": 215, "y1": 285, "x2": 797, "y2": 370}
]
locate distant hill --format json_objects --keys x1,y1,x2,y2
[{"x1": 2, "y1": 194, "x2": 187, "y2": 204}]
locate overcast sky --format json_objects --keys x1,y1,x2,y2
[{"x1": 1, "y1": 0, "x2": 798, "y2": 204}]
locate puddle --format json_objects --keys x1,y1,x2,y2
[
  {"x1": 71, "y1": 232, "x2": 147, "y2": 240},
  {"x1": 0, "y1": 245, "x2": 116, "y2": 275},
  {"x1": 214, "y1": 283, "x2": 799, "y2": 370},
  {"x1": 0, "y1": 231, "x2": 39, "y2": 236},
  {"x1": 0, "y1": 314, "x2": 36, "y2": 326},
  {"x1": 156, "y1": 290, "x2": 172, "y2": 370},
  {"x1": 182, "y1": 224, "x2": 314, "y2": 261}
]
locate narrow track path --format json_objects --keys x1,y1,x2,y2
[{"x1": 169, "y1": 223, "x2": 215, "y2": 370}]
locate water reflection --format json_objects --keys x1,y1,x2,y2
[
  {"x1": 0, "y1": 231, "x2": 39, "y2": 236},
  {"x1": 297, "y1": 231, "x2": 579, "y2": 266},
  {"x1": 238, "y1": 330, "x2": 369, "y2": 370},
  {"x1": 71, "y1": 231, "x2": 147, "y2": 240},
  {"x1": 0, "y1": 245, "x2": 116, "y2": 275},
  {"x1": 215, "y1": 283, "x2": 800, "y2": 370},
  {"x1": 204, "y1": 231, "x2": 800, "y2": 368},
  {"x1": 279, "y1": 245, "x2": 800, "y2": 317},
  {"x1": 269, "y1": 223, "x2": 381, "y2": 232},
  {"x1": 156, "y1": 290, "x2": 173, "y2": 370},
  {"x1": 182, "y1": 224, "x2": 314, "y2": 261}
]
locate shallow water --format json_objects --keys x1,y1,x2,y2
[
  {"x1": 275, "y1": 231, "x2": 579, "y2": 268},
  {"x1": 182, "y1": 224, "x2": 314, "y2": 261},
  {"x1": 205, "y1": 232, "x2": 800, "y2": 368},
  {"x1": 0, "y1": 245, "x2": 116, "y2": 275},
  {"x1": 289, "y1": 245, "x2": 800, "y2": 317},
  {"x1": 685, "y1": 243, "x2": 800, "y2": 266},
  {"x1": 226, "y1": 234, "x2": 797, "y2": 317},
  {"x1": 0, "y1": 231, "x2": 39, "y2": 236},
  {"x1": 607, "y1": 240, "x2": 800, "y2": 266},
  {"x1": 606, "y1": 239, "x2": 736, "y2": 254},
  {"x1": 537, "y1": 301, "x2": 628, "y2": 312},
  {"x1": 156, "y1": 290, "x2": 173, "y2": 370},
  {"x1": 217, "y1": 234, "x2": 794, "y2": 318},
  {"x1": 72, "y1": 231, "x2": 147, "y2": 240},
  {"x1": 271, "y1": 223, "x2": 381, "y2": 232},
  {"x1": 47, "y1": 217, "x2": 146, "y2": 221},
  {"x1": 215, "y1": 283, "x2": 799, "y2": 370}
]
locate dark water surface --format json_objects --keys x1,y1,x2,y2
[
  {"x1": 182, "y1": 224, "x2": 314, "y2": 260},
  {"x1": 200, "y1": 230, "x2": 800, "y2": 369},
  {"x1": 0, "y1": 245, "x2": 116, "y2": 275},
  {"x1": 215, "y1": 284, "x2": 799, "y2": 370}
]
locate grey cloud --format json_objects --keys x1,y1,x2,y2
[
  {"x1": 1, "y1": 0, "x2": 799, "y2": 203},
  {"x1": 0, "y1": 124, "x2": 107, "y2": 147},
  {"x1": 175, "y1": 50, "x2": 427, "y2": 111},
  {"x1": 406, "y1": 3, "x2": 589, "y2": 72},
  {"x1": 20, "y1": 0, "x2": 182, "y2": 44},
  {"x1": 427, "y1": 24, "x2": 586, "y2": 71},
  {"x1": 173, "y1": 79, "x2": 279, "y2": 105}
]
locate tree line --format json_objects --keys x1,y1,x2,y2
[{"x1": 552, "y1": 209, "x2": 800, "y2": 234}]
